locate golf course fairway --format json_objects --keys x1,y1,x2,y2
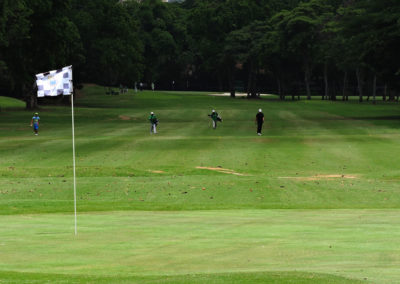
[{"x1": 1, "y1": 88, "x2": 399, "y2": 283}]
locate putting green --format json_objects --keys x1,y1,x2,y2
[{"x1": 2, "y1": 210, "x2": 397, "y2": 283}]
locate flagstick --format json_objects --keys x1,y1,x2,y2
[{"x1": 71, "y1": 93, "x2": 77, "y2": 235}]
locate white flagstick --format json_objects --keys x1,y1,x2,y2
[
  {"x1": 71, "y1": 90, "x2": 77, "y2": 235},
  {"x1": 36, "y1": 66, "x2": 77, "y2": 235}
]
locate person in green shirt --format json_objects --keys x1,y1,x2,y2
[
  {"x1": 208, "y1": 109, "x2": 222, "y2": 129},
  {"x1": 148, "y1": 111, "x2": 158, "y2": 134},
  {"x1": 30, "y1": 112, "x2": 40, "y2": 135}
]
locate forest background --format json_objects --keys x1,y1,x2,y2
[{"x1": 1, "y1": 0, "x2": 399, "y2": 108}]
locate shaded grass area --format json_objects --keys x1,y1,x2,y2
[
  {"x1": 0, "y1": 270, "x2": 363, "y2": 284},
  {"x1": 1, "y1": 210, "x2": 394, "y2": 282}
]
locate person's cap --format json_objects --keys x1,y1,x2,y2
[
  {"x1": 150, "y1": 111, "x2": 154, "y2": 114},
  {"x1": 34, "y1": 112, "x2": 39, "y2": 115},
  {"x1": 212, "y1": 109, "x2": 215, "y2": 112},
  {"x1": 258, "y1": 109, "x2": 262, "y2": 112}
]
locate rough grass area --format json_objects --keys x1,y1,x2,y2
[{"x1": 0, "y1": 86, "x2": 399, "y2": 283}]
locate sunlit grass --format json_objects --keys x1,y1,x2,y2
[{"x1": 0, "y1": 87, "x2": 399, "y2": 282}]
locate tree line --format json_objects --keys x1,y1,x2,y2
[{"x1": 0, "y1": 0, "x2": 399, "y2": 108}]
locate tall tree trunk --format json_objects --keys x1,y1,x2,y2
[
  {"x1": 304, "y1": 63, "x2": 311, "y2": 100},
  {"x1": 342, "y1": 71, "x2": 348, "y2": 101},
  {"x1": 356, "y1": 67, "x2": 364, "y2": 102},
  {"x1": 247, "y1": 61, "x2": 258, "y2": 98},
  {"x1": 388, "y1": 86, "x2": 395, "y2": 101},
  {"x1": 253, "y1": 67, "x2": 259, "y2": 97},
  {"x1": 383, "y1": 84, "x2": 387, "y2": 101},
  {"x1": 25, "y1": 93, "x2": 37, "y2": 110},
  {"x1": 277, "y1": 77, "x2": 282, "y2": 99},
  {"x1": 372, "y1": 74, "x2": 377, "y2": 104},
  {"x1": 281, "y1": 79, "x2": 286, "y2": 100},
  {"x1": 324, "y1": 62, "x2": 329, "y2": 100},
  {"x1": 292, "y1": 80, "x2": 298, "y2": 100},
  {"x1": 228, "y1": 66, "x2": 235, "y2": 98},
  {"x1": 217, "y1": 73, "x2": 223, "y2": 92},
  {"x1": 247, "y1": 62, "x2": 252, "y2": 97},
  {"x1": 24, "y1": 83, "x2": 38, "y2": 110}
]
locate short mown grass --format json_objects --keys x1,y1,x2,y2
[{"x1": 0, "y1": 87, "x2": 399, "y2": 283}]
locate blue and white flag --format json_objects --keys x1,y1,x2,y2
[{"x1": 36, "y1": 65, "x2": 73, "y2": 97}]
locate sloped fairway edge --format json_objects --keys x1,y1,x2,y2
[
  {"x1": 0, "y1": 96, "x2": 25, "y2": 109},
  {"x1": 0, "y1": 270, "x2": 364, "y2": 284}
]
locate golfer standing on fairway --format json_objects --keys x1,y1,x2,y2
[
  {"x1": 148, "y1": 111, "x2": 158, "y2": 134},
  {"x1": 208, "y1": 109, "x2": 221, "y2": 129},
  {"x1": 30, "y1": 112, "x2": 40, "y2": 136},
  {"x1": 256, "y1": 108, "x2": 264, "y2": 136}
]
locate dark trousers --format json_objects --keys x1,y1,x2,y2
[{"x1": 257, "y1": 122, "x2": 263, "y2": 133}]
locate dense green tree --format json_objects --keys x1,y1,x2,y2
[
  {"x1": 24, "y1": 0, "x2": 84, "y2": 108},
  {"x1": 135, "y1": 0, "x2": 184, "y2": 88},
  {"x1": 70, "y1": 0, "x2": 142, "y2": 86},
  {"x1": 185, "y1": 0, "x2": 278, "y2": 93},
  {"x1": 0, "y1": 0, "x2": 84, "y2": 108},
  {"x1": 1, "y1": 0, "x2": 400, "y2": 105},
  {"x1": 225, "y1": 21, "x2": 270, "y2": 97},
  {"x1": 339, "y1": 0, "x2": 400, "y2": 102},
  {"x1": 0, "y1": 0, "x2": 32, "y2": 98},
  {"x1": 272, "y1": 0, "x2": 335, "y2": 99}
]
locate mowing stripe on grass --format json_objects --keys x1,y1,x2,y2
[{"x1": 0, "y1": 209, "x2": 399, "y2": 283}]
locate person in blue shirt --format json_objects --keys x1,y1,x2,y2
[{"x1": 30, "y1": 112, "x2": 40, "y2": 135}]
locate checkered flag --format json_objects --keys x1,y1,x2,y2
[{"x1": 36, "y1": 65, "x2": 73, "y2": 97}]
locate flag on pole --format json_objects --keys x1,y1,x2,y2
[
  {"x1": 35, "y1": 65, "x2": 77, "y2": 235},
  {"x1": 36, "y1": 65, "x2": 73, "y2": 97}
]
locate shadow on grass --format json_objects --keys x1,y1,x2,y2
[{"x1": 0, "y1": 270, "x2": 364, "y2": 283}]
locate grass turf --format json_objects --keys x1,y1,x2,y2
[
  {"x1": 1, "y1": 210, "x2": 384, "y2": 283},
  {"x1": 0, "y1": 88, "x2": 400, "y2": 283},
  {"x1": 0, "y1": 270, "x2": 362, "y2": 284},
  {"x1": 0, "y1": 96, "x2": 25, "y2": 110}
]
